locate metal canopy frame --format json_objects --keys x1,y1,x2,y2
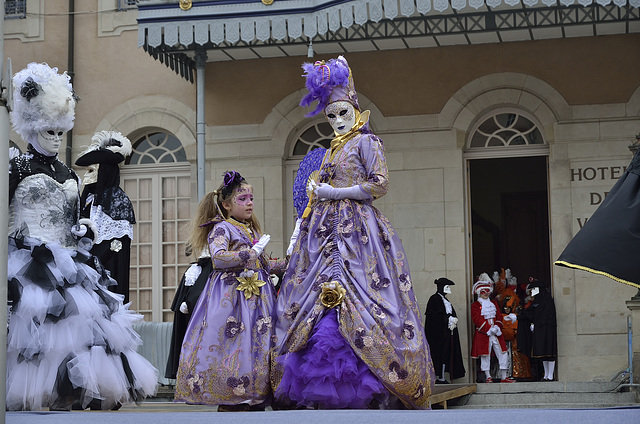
[{"x1": 141, "y1": 4, "x2": 640, "y2": 80}]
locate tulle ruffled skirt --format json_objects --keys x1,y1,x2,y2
[
  {"x1": 6, "y1": 236, "x2": 158, "y2": 411},
  {"x1": 275, "y1": 308, "x2": 388, "y2": 409}
]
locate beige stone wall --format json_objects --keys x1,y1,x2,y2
[
  {"x1": 4, "y1": 1, "x2": 640, "y2": 383},
  {"x1": 203, "y1": 34, "x2": 640, "y2": 125},
  {"x1": 5, "y1": 1, "x2": 196, "y2": 152},
  {"x1": 550, "y1": 103, "x2": 640, "y2": 381}
]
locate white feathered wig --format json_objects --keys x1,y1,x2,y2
[
  {"x1": 11, "y1": 63, "x2": 76, "y2": 143},
  {"x1": 80, "y1": 130, "x2": 133, "y2": 159},
  {"x1": 473, "y1": 273, "x2": 494, "y2": 295}
]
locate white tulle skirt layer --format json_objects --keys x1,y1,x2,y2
[{"x1": 6, "y1": 236, "x2": 158, "y2": 411}]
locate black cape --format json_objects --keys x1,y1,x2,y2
[
  {"x1": 77, "y1": 148, "x2": 136, "y2": 303},
  {"x1": 424, "y1": 292, "x2": 466, "y2": 380},
  {"x1": 516, "y1": 303, "x2": 533, "y2": 358},
  {"x1": 165, "y1": 256, "x2": 212, "y2": 379},
  {"x1": 555, "y1": 149, "x2": 640, "y2": 289},
  {"x1": 519, "y1": 291, "x2": 557, "y2": 360}
]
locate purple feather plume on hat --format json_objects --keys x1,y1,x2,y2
[{"x1": 300, "y1": 56, "x2": 357, "y2": 117}]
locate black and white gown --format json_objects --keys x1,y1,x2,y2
[{"x1": 6, "y1": 150, "x2": 158, "y2": 411}]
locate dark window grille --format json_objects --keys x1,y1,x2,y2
[
  {"x1": 127, "y1": 132, "x2": 188, "y2": 165},
  {"x1": 470, "y1": 112, "x2": 544, "y2": 149},
  {"x1": 292, "y1": 122, "x2": 333, "y2": 157},
  {"x1": 118, "y1": 0, "x2": 137, "y2": 11},
  {"x1": 5, "y1": 0, "x2": 26, "y2": 19}
]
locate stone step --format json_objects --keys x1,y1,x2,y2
[
  {"x1": 461, "y1": 391, "x2": 636, "y2": 405},
  {"x1": 454, "y1": 402, "x2": 638, "y2": 409},
  {"x1": 474, "y1": 381, "x2": 622, "y2": 394},
  {"x1": 449, "y1": 381, "x2": 639, "y2": 409},
  {"x1": 153, "y1": 382, "x2": 639, "y2": 409},
  {"x1": 149, "y1": 384, "x2": 176, "y2": 402}
]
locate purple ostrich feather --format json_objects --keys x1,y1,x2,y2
[{"x1": 300, "y1": 58, "x2": 352, "y2": 117}]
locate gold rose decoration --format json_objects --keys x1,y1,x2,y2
[
  {"x1": 320, "y1": 281, "x2": 346, "y2": 308},
  {"x1": 236, "y1": 270, "x2": 266, "y2": 300}
]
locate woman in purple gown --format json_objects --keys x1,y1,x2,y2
[
  {"x1": 271, "y1": 56, "x2": 435, "y2": 409},
  {"x1": 175, "y1": 171, "x2": 285, "y2": 410}
]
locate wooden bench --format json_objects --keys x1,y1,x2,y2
[{"x1": 428, "y1": 384, "x2": 476, "y2": 409}]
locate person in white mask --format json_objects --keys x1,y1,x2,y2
[
  {"x1": 520, "y1": 278, "x2": 558, "y2": 381},
  {"x1": 470, "y1": 273, "x2": 515, "y2": 383},
  {"x1": 273, "y1": 56, "x2": 435, "y2": 410},
  {"x1": 7, "y1": 62, "x2": 158, "y2": 411},
  {"x1": 425, "y1": 277, "x2": 466, "y2": 384}
]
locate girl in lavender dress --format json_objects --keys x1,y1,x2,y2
[
  {"x1": 271, "y1": 56, "x2": 435, "y2": 409},
  {"x1": 175, "y1": 171, "x2": 286, "y2": 410}
]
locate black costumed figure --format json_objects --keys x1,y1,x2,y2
[
  {"x1": 555, "y1": 148, "x2": 640, "y2": 290},
  {"x1": 424, "y1": 278, "x2": 465, "y2": 384},
  {"x1": 75, "y1": 131, "x2": 136, "y2": 303},
  {"x1": 519, "y1": 278, "x2": 558, "y2": 381},
  {"x1": 271, "y1": 56, "x2": 434, "y2": 410},
  {"x1": 164, "y1": 248, "x2": 212, "y2": 380},
  {"x1": 6, "y1": 62, "x2": 158, "y2": 411}
]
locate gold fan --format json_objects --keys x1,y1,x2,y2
[
  {"x1": 306, "y1": 170, "x2": 320, "y2": 200},
  {"x1": 301, "y1": 170, "x2": 320, "y2": 219}
]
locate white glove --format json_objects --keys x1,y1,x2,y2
[
  {"x1": 71, "y1": 224, "x2": 87, "y2": 238},
  {"x1": 308, "y1": 179, "x2": 327, "y2": 202},
  {"x1": 286, "y1": 218, "x2": 302, "y2": 256},
  {"x1": 72, "y1": 218, "x2": 98, "y2": 244},
  {"x1": 307, "y1": 178, "x2": 317, "y2": 194},
  {"x1": 448, "y1": 316, "x2": 458, "y2": 331},
  {"x1": 184, "y1": 263, "x2": 202, "y2": 287},
  {"x1": 315, "y1": 183, "x2": 371, "y2": 201},
  {"x1": 488, "y1": 325, "x2": 501, "y2": 337},
  {"x1": 252, "y1": 234, "x2": 271, "y2": 255},
  {"x1": 179, "y1": 302, "x2": 189, "y2": 314},
  {"x1": 530, "y1": 323, "x2": 535, "y2": 332},
  {"x1": 508, "y1": 313, "x2": 517, "y2": 322}
]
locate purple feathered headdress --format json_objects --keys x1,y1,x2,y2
[
  {"x1": 300, "y1": 56, "x2": 360, "y2": 117},
  {"x1": 220, "y1": 170, "x2": 246, "y2": 199}
]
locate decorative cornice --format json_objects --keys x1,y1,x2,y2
[{"x1": 138, "y1": 0, "x2": 640, "y2": 48}]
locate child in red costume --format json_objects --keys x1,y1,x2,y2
[
  {"x1": 470, "y1": 273, "x2": 514, "y2": 383},
  {"x1": 501, "y1": 287, "x2": 532, "y2": 380}
]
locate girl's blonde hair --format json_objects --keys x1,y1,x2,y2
[{"x1": 185, "y1": 172, "x2": 262, "y2": 258}]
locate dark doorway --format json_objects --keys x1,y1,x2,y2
[{"x1": 469, "y1": 156, "x2": 550, "y2": 285}]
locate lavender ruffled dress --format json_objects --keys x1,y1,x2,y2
[
  {"x1": 272, "y1": 131, "x2": 435, "y2": 409},
  {"x1": 174, "y1": 218, "x2": 284, "y2": 406}
]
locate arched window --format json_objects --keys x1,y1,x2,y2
[
  {"x1": 291, "y1": 121, "x2": 333, "y2": 157},
  {"x1": 127, "y1": 131, "x2": 188, "y2": 165},
  {"x1": 469, "y1": 111, "x2": 544, "y2": 149}
]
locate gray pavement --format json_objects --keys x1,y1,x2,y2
[{"x1": 6, "y1": 404, "x2": 640, "y2": 424}]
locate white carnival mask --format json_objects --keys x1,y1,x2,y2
[
  {"x1": 82, "y1": 164, "x2": 99, "y2": 186},
  {"x1": 443, "y1": 285, "x2": 452, "y2": 294},
  {"x1": 325, "y1": 101, "x2": 357, "y2": 135},
  {"x1": 37, "y1": 129, "x2": 64, "y2": 155}
]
